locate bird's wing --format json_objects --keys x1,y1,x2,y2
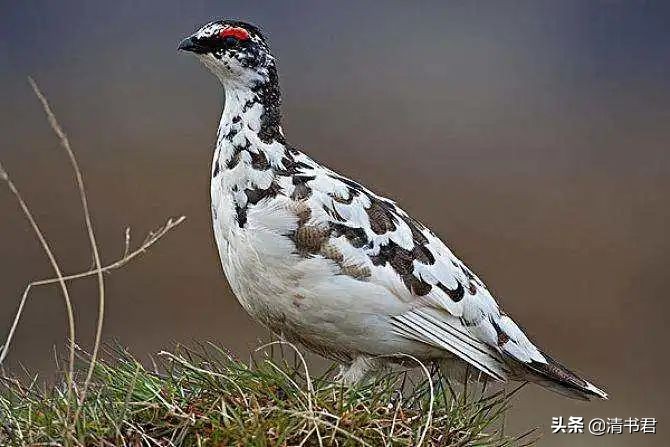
[{"x1": 278, "y1": 151, "x2": 547, "y2": 381}]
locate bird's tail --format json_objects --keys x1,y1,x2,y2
[{"x1": 511, "y1": 350, "x2": 608, "y2": 401}]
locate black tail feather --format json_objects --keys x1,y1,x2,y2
[{"x1": 512, "y1": 352, "x2": 608, "y2": 400}]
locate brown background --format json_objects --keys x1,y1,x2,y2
[{"x1": 1, "y1": 1, "x2": 668, "y2": 445}]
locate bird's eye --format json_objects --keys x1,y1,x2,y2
[{"x1": 224, "y1": 36, "x2": 238, "y2": 46}]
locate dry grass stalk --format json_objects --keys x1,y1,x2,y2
[
  {"x1": 1, "y1": 79, "x2": 186, "y2": 446},
  {"x1": 0, "y1": 159, "x2": 77, "y2": 422},
  {"x1": 0, "y1": 216, "x2": 185, "y2": 366},
  {"x1": 27, "y1": 77, "x2": 105, "y2": 428}
]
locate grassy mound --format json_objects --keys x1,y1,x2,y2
[{"x1": 0, "y1": 343, "x2": 535, "y2": 446}]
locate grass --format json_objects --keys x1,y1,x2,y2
[
  {"x1": 0, "y1": 343, "x2": 536, "y2": 446},
  {"x1": 0, "y1": 79, "x2": 537, "y2": 446}
]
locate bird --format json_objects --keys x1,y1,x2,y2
[{"x1": 178, "y1": 19, "x2": 607, "y2": 400}]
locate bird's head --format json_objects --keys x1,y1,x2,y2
[{"x1": 178, "y1": 20, "x2": 274, "y2": 87}]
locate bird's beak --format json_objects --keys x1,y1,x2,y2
[{"x1": 178, "y1": 36, "x2": 198, "y2": 53}]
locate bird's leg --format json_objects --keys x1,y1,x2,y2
[
  {"x1": 339, "y1": 357, "x2": 403, "y2": 408},
  {"x1": 440, "y1": 359, "x2": 489, "y2": 385},
  {"x1": 339, "y1": 355, "x2": 383, "y2": 386},
  {"x1": 387, "y1": 368, "x2": 409, "y2": 409}
]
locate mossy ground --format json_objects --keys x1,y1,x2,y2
[{"x1": 0, "y1": 343, "x2": 536, "y2": 446}]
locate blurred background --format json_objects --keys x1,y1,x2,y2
[{"x1": 1, "y1": 1, "x2": 668, "y2": 445}]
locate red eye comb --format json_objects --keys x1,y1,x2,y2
[{"x1": 219, "y1": 27, "x2": 251, "y2": 41}]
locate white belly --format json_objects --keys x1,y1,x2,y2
[{"x1": 210, "y1": 188, "x2": 435, "y2": 361}]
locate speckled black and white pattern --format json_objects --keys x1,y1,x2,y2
[{"x1": 180, "y1": 19, "x2": 607, "y2": 400}]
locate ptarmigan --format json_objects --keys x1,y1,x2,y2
[{"x1": 179, "y1": 19, "x2": 607, "y2": 400}]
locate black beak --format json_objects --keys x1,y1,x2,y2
[{"x1": 178, "y1": 36, "x2": 199, "y2": 53}]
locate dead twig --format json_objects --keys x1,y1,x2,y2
[
  {"x1": 0, "y1": 80, "x2": 188, "y2": 447},
  {"x1": 28, "y1": 77, "x2": 105, "y2": 430},
  {"x1": 0, "y1": 160, "x2": 77, "y2": 430},
  {"x1": 0, "y1": 216, "x2": 185, "y2": 366}
]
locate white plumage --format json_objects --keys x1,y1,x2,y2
[{"x1": 180, "y1": 19, "x2": 607, "y2": 400}]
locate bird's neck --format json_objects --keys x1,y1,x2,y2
[
  {"x1": 214, "y1": 74, "x2": 287, "y2": 170},
  {"x1": 212, "y1": 72, "x2": 297, "y2": 199}
]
